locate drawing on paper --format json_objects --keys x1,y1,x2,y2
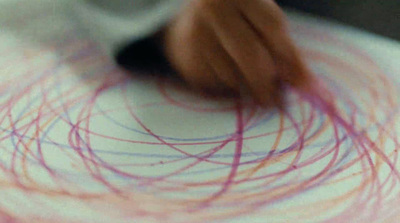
[{"x1": 0, "y1": 11, "x2": 400, "y2": 223}]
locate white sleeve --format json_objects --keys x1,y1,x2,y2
[{"x1": 69, "y1": 0, "x2": 184, "y2": 56}]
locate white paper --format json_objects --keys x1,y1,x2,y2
[{"x1": 1, "y1": 1, "x2": 400, "y2": 222}]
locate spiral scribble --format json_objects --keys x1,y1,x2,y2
[{"x1": 0, "y1": 15, "x2": 400, "y2": 223}]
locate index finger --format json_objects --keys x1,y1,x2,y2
[
  {"x1": 198, "y1": 1, "x2": 280, "y2": 105},
  {"x1": 233, "y1": 0, "x2": 311, "y2": 88}
]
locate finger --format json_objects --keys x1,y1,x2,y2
[
  {"x1": 169, "y1": 41, "x2": 221, "y2": 92},
  {"x1": 199, "y1": 1, "x2": 278, "y2": 105},
  {"x1": 164, "y1": 16, "x2": 221, "y2": 93},
  {"x1": 270, "y1": 77, "x2": 285, "y2": 109},
  {"x1": 233, "y1": 0, "x2": 310, "y2": 87},
  {"x1": 178, "y1": 48, "x2": 233, "y2": 95},
  {"x1": 197, "y1": 20, "x2": 242, "y2": 93},
  {"x1": 181, "y1": 58, "x2": 221, "y2": 93}
]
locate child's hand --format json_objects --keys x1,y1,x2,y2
[{"x1": 164, "y1": 0, "x2": 310, "y2": 106}]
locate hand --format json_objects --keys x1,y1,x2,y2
[{"x1": 163, "y1": 0, "x2": 310, "y2": 106}]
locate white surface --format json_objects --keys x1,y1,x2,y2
[{"x1": 1, "y1": 1, "x2": 400, "y2": 222}]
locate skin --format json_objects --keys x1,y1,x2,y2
[{"x1": 163, "y1": 0, "x2": 311, "y2": 106}]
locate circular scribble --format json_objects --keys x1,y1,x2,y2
[{"x1": 1, "y1": 15, "x2": 400, "y2": 223}]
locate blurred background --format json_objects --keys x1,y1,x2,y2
[{"x1": 277, "y1": 0, "x2": 400, "y2": 41}]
